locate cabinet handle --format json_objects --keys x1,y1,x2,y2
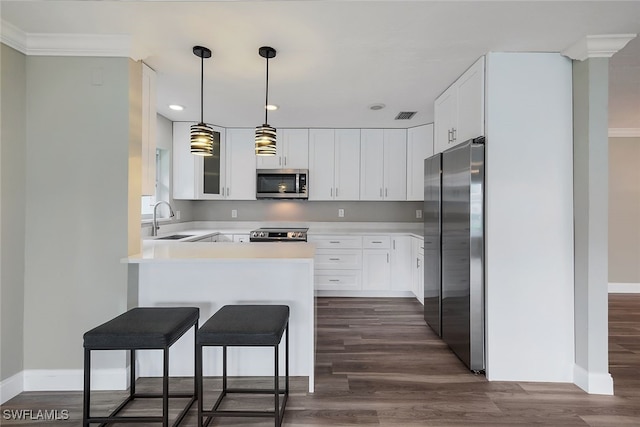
[
  {"x1": 380, "y1": 188, "x2": 383, "y2": 197},
  {"x1": 372, "y1": 241, "x2": 383, "y2": 244},
  {"x1": 452, "y1": 128, "x2": 457, "y2": 142},
  {"x1": 417, "y1": 258, "x2": 420, "y2": 268},
  {"x1": 335, "y1": 188, "x2": 339, "y2": 197},
  {"x1": 447, "y1": 129, "x2": 452, "y2": 143},
  {"x1": 331, "y1": 188, "x2": 333, "y2": 197},
  {"x1": 284, "y1": 156, "x2": 287, "y2": 165},
  {"x1": 329, "y1": 241, "x2": 341, "y2": 244},
  {"x1": 226, "y1": 187, "x2": 230, "y2": 197},
  {"x1": 279, "y1": 157, "x2": 282, "y2": 166},
  {"x1": 329, "y1": 279, "x2": 340, "y2": 283},
  {"x1": 393, "y1": 240, "x2": 396, "y2": 250},
  {"x1": 329, "y1": 258, "x2": 340, "y2": 261},
  {"x1": 385, "y1": 188, "x2": 388, "y2": 197},
  {"x1": 387, "y1": 253, "x2": 389, "y2": 263}
]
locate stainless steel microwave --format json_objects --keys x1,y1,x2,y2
[{"x1": 256, "y1": 169, "x2": 308, "y2": 199}]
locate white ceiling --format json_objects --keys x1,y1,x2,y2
[{"x1": 2, "y1": 1, "x2": 639, "y2": 129}]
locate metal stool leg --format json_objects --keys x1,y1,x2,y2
[
  {"x1": 274, "y1": 344, "x2": 280, "y2": 427},
  {"x1": 83, "y1": 348, "x2": 91, "y2": 427}
]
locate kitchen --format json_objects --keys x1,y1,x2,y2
[{"x1": 1, "y1": 0, "x2": 640, "y2": 425}]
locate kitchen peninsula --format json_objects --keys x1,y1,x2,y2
[{"x1": 126, "y1": 240, "x2": 316, "y2": 392}]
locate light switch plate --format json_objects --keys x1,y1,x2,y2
[
  {"x1": 416, "y1": 209, "x2": 422, "y2": 219},
  {"x1": 231, "y1": 209, "x2": 238, "y2": 218},
  {"x1": 338, "y1": 208, "x2": 345, "y2": 218}
]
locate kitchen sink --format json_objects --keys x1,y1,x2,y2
[{"x1": 156, "y1": 234, "x2": 194, "y2": 240}]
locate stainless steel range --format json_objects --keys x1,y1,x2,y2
[{"x1": 249, "y1": 227, "x2": 308, "y2": 242}]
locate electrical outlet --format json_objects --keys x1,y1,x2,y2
[
  {"x1": 176, "y1": 210, "x2": 181, "y2": 220},
  {"x1": 416, "y1": 209, "x2": 422, "y2": 219},
  {"x1": 338, "y1": 208, "x2": 345, "y2": 218},
  {"x1": 231, "y1": 209, "x2": 238, "y2": 218}
]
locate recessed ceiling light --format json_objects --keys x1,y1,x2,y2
[
  {"x1": 369, "y1": 103, "x2": 385, "y2": 111},
  {"x1": 169, "y1": 104, "x2": 184, "y2": 111},
  {"x1": 265, "y1": 104, "x2": 279, "y2": 111}
]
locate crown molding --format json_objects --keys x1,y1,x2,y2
[
  {"x1": 1, "y1": 20, "x2": 28, "y2": 53},
  {"x1": 609, "y1": 128, "x2": 640, "y2": 138},
  {"x1": 1, "y1": 20, "x2": 132, "y2": 58},
  {"x1": 562, "y1": 34, "x2": 637, "y2": 61}
]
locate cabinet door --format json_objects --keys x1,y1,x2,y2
[
  {"x1": 390, "y1": 236, "x2": 412, "y2": 291},
  {"x1": 434, "y1": 85, "x2": 457, "y2": 155},
  {"x1": 282, "y1": 128, "x2": 309, "y2": 169},
  {"x1": 308, "y1": 129, "x2": 335, "y2": 201},
  {"x1": 334, "y1": 129, "x2": 360, "y2": 200},
  {"x1": 359, "y1": 129, "x2": 384, "y2": 200},
  {"x1": 141, "y1": 63, "x2": 157, "y2": 196},
  {"x1": 172, "y1": 121, "x2": 197, "y2": 199},
  {"x1": 456, "y1": 56, "x2": 485, "y2": 143},
  {"x1": 406, "y1": 124, "x2": 434, "y2": 201},
  {"x1": 417, "y1": 251, "x2": 425, "y2": 305},
  {"x1": 362, "y1": 249, "x2": 391, "y2": 290},
  {"x1": 197, "y1": 126, "x2": 226, "y2": 200},
  {"x1": 226, "y1": 128, "x2": 256, "y2": 200},
  {"x1": 383, "y1": 129, "x2": 407, "y2": 200}
]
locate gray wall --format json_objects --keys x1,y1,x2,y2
[
  {"x1": 23, "y1": 56, "x2": 132, "y2": 370},
  {"x1": 1, "y1": 44, "x2": 26, "y2": 382},
  {"x1": 609, "y1": 137, "x2": 640, "y2": 283},
  {"x1": 191, "y1": 200, "x2": 423, "y2": 222}
]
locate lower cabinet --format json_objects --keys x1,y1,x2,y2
[
  {"x1": 411, "y1": 236, "x2": 425, "y2": 304},
  {"x1": 311, "y1": 233, "x2": 420, "y2": 297}
]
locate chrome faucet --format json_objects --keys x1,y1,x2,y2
[{"x1": 151, "y1": 201, "x2": 175, "y2": 237}]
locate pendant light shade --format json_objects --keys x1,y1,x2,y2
[
  {"x1": 191, "y1": 46, "x2": 214, "y2": 156},
  {"x1": 256, "y1": 46, "x2": 277, "y2": 156}
]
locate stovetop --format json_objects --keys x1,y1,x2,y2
[{"x1": 249, "y1": 227, "x2": 308, "y2": 242}]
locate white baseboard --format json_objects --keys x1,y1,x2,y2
[
  {"x1": 573, "y1": 364, "x2": 614, "y2": 395},
  {"x1": 315, "y1": 290, "x2": 415, "y2": 298},
  {"x1": 0, "y1": 371, "x2": 24, "y2": 404},
  {"x1": 23, "y1": 368, "x2": 128, "y2": 392},
  {"x1": 608, "y1": 282, "x2": 640, "y2": 293}
]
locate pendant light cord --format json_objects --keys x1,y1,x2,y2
[
  {"x1": 200, "y1": 55, "x2": 204, "y2": 124},
  {"x1": 264, "y1": 56, "x2": 269, "y2": 124}
]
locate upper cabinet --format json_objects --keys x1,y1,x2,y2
[
  {"x1": 406, "y1": 124, "x2": 434, "y2": 201},
  {"x1": 309, "y1": 129, "x2": 360, "y2": 201},
  {"x1": 256, "y1": 128, "x2": 309, "y2": 169},
  {"x1": 434, "y1": 56, "x2": 485, "y2": 154},
  {"x1": 360, "y1": 129, "x2": 407, "y2": 201},
  {"x1": 141, "y1": 63, "x2": 157, "y2": 196},
  {"x1": 172, "y1": 121, "x2": 226, "y2": 200},
  {"x1": 225, "y1": 129, "x2": 257, "y2": 200}
]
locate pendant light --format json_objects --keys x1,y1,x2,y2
[
  {"x1": 190, "y1": 45, "x2": 214, "y2": 156},
  {"x1": 255, "y1": 46, "x2": 277, "y2": 156}
]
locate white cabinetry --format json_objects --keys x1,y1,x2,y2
[
  {"x1": 360, "y1": 129, "x2": 407, "y2": 200},
  {"x1": 309, "y1": 235, "x2": 362, "y2": 291},
  {"x1": 391, "y1": 236, "x2": 412, "y2": 292},
  {"x1": 411, "y1": 236, "x2": 425, "y2": 304},
  {"x1": 141, "y1": 63, "x2": 157, "y2": 196},
  {"x1": 434, "y1": 56, "x2": 485, "y2": 154},
  {"x1": 406, "y1": 124, "x2": 434, "y2": 201},
  {"x1": 362, "y1": 236, "x2": 391, "y2": 290},
  {"x1": 172, "y1": 121, "x2": 226, "y2": 200},
  {"x1": 225, "y1": 129, "x2": 257, "y2": 200},
  {"x1": 256, "y1": 128, "x2": 309, "y2": 169},
  {"x1": 308, "y1": 129, "x2": 360, "y2": 201}
]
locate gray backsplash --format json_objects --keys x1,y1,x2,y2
[{"x1": 191, "y1": 200, "x2": 423, "y2": 223}]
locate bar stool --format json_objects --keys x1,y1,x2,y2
[
  {"x1": 83, "y1": 307, "x2": 199, "y2": 427},
  {"x1": 196, "y1": 305, "x2": 289, "y2": 427}
]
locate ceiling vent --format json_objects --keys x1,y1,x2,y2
[{"x1": 395, "y1": 111, "x2": 417, "y2": 120}]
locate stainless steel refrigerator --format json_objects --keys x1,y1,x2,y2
[{"x1": 423, "y1": 137, "x2": 485, "y2": 372}]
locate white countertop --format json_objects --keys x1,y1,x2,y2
[{"x1": 126, "y1": 241, "x2": 316, "y2": 263}]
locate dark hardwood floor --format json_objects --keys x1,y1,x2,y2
[{"x1": 2, "y1": 295, "x2": 639, "y2": 426}]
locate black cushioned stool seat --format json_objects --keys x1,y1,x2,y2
[
  {"x1": 196, "y1": 305, "x2": 289, "y2": 427},
  {"x1": 83, "y1": 307, "x2": 199, "y2": 427}
]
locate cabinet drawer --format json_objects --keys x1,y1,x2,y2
[
  {"x1": 315, "y1": 270, "x2": 362, "y2": 291},
  {"x1": 315, "y1": 249, "x2": 362, "y2": 269},
  {"x1": 363, "y1": 235, "x2": 391, "y2": 249},
  {"x1": 309, "y1": 235, "x2": 363, "y2": 249}
]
